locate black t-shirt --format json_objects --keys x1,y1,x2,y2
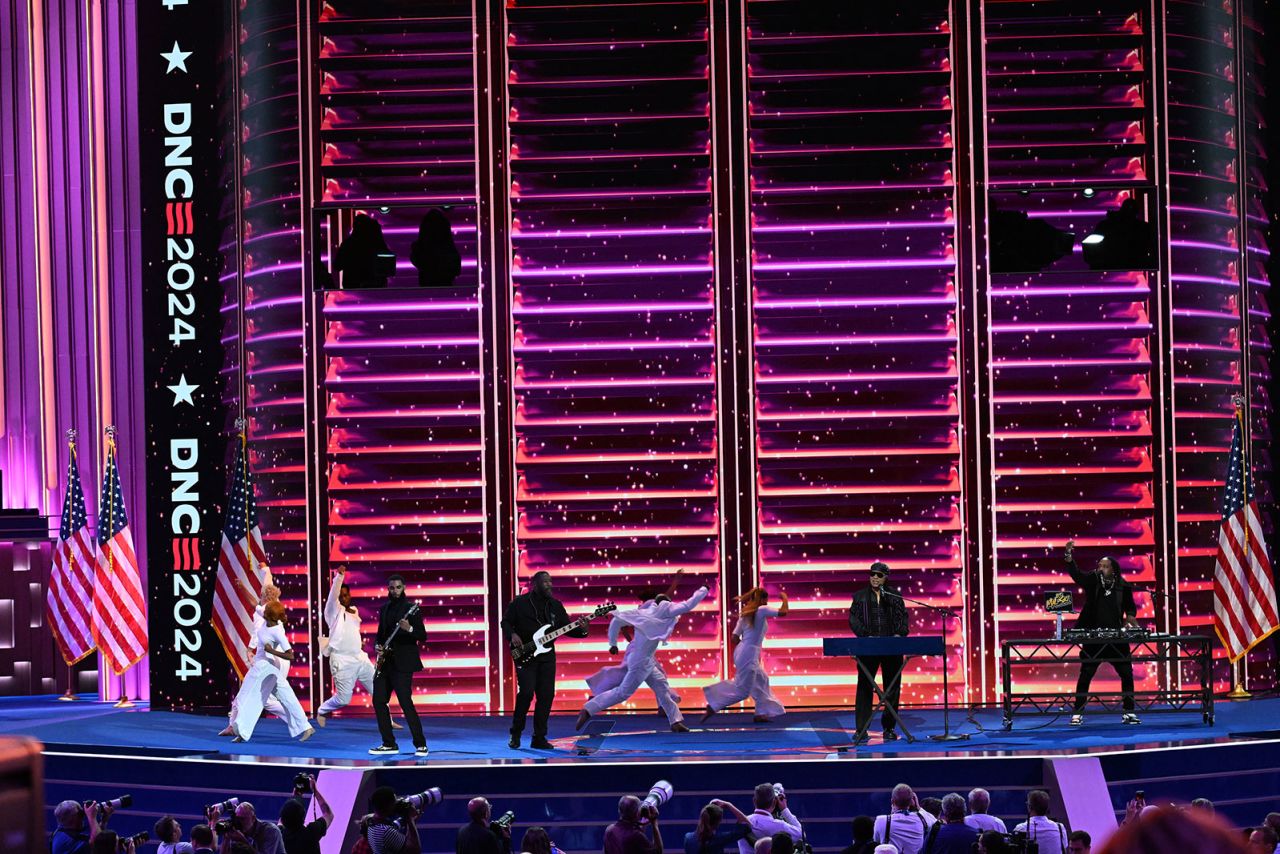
[{"x1": 280, "y1": 818, "x2": 328, "y2": 854}]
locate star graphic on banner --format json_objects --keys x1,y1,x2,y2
[
  {"x1": 167, "y1": 374, "x2": 199, "y2": 407},
  {"x1": 161, "y1": 42, "x2": 192, "y2": 74}
]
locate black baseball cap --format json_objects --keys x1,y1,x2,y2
[{"x1": 869, "y1": 562, "x2": 890, "y2": 577}]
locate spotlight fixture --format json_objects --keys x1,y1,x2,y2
[
  {"x1": 1081, "y1": 198, "x2": 1157, "y2": 270},
  {"x1": 1082, "y1": 187, "x2": 1096, "y2": 198},
  {"x1": 378, "y1": 206, "x2": 391, "y2": 213},
  {"x1": 989, "y1": 208, "x2": 1075, "y2": 273}
]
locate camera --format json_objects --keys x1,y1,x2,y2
[
  {"x1": 294, "y1": 773, "x2": 314, "y2": 794},
  {"x1": 122, "y1": 831, "x2": 149, "y2": 850},
  {"x1": 395, "y1": 787, "x2": 443, "y2": 816},
  {"x1": 207, "y1": 797, "x2": 239, "y2": 818},
  {"x1": 985, "y1": 832, "x2": 1038, "y2": 854},
  {"x1": 640, "y1": 781, "x2": 673, "y2": 818},
  {"x1": 91, "y1": 795, "x2": 132, "y2": 822},
  {"x1": 214, "y1": 819, "x2": 234, "y2": 834},
  {"x1": 493, "y1": 811, "x2": 516, "y2": 831}
]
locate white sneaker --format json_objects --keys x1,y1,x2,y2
[
  {"x1": 1122, "y1": 713, "x2": 1141, "y2": 725},
  {"x1": 1069, "y1": 714, "x2": 1083, "y2": 726}
]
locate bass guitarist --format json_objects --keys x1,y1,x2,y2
[
  {"x1": 501, "y1": 571, "x2": 590, "y2": 749},
  {"x1": 368, "y1": 574, "x2": 429, "y2": 756}
]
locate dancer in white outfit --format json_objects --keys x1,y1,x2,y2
[
  {"x1": 314, "y1": 566, "x2": 400, "y2": 729},
  {"x1": 229, "y1": 600, "x2": 314, "y2": 743},
  {"x1": 701, "y1": 587, "x2": 789, "y2": 722},
  {"x1": 218, "y1": 575, "x2": 286, "y2": 736},
  {"x1": 576, "y1": 571, "x2": 709, "y2": 733}
]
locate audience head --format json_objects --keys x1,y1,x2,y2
[
  {"x1": 1068, "y1": 830, "x2": 1092, "y2": 854},
  {"x1": 920, "y1": 797, "x2": 943, "y2": 818},
  {"x1": 978, "y1": 831, "x2": 1013, "y2": 854},
  {"x1": 234, "y1": 801, "x2": 257, "y2": 831},
  {"x1": 618, "y1": 795, "x2": 642, "y2": 822},
  {"x1": 754, "y1": 838, "x2": 773, "y2": 854},
  {"x1": 1098, "y1": 806, "x2": 1248, "y2": 854},
  {"x1": 754, "y1": 783, "x2": 778, "y2": 811},
  {"x1": 851, "y1": 815, "x2": 875, "y2": 843},
  {"x1": 968, "y1": 788, "x2": 992, "y2": 815},
  {"x1": 154, "y1": 815, "x2": 181, "y2": 842},
  {"x1": 1191, "y1": 799, "x2": 1215, "y2": 814},
  {"x1": 469, "y1": 797, "x2": 492, "y2": 824},
  {"x1": 697, "y1": 804, "x2": 724, "y2": 841},
  {"x1": 520, "y1": 827, "x2": 553, "y2": 854},
  {"x1": 873, "y1": 845, "x2": 899, "y2": 854},
  {"x1": 1267, "y1": 815, "x2": 1280, "y2": 836},
  {"x1": 191, "y1": 825, "x2": 215, "y2": 848},
  {"x1": 279, "y1": 798, "x2": 307, "y2": 831},
  {"x1": 54, "y1": 800, "x2": 85, "y2": 831},
  {"x1": 90, "y1": 831, "x2": 119, "y2": 854},
  {"x1": 941, "y1": 793, "x2": 967, "y2": 823},
  {"x1": 1250, "y1": 827, "x2": 1279, "y2": 854},
  {"x1": 229, "y1": 844, "x2": 258, "y2": 854},
  {"x1": 771, "y1": 832, "x2": 796, "y2": 854},
  {"x1": 1027, "y1": 790, "x2": 1051, "y2": 817},
  {"x1": 891, "y1": 783, "x2": 915, "y2": 810},
  {"x1": 370, "y1": 786, "x2": 398, "y2": 817}
]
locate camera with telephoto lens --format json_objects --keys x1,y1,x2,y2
[
  {"x1": 395, "y1": 787, "x2": 443, "y2": 816},
  {"x1": 121, "y1": 831, "x2": 149, "y2": 850},
  {"x1": 972, "y1": 832, "x2": 1037, "y2": 854},
  {"x1": 90, "y1": 795, "x2": 132, "y2": 823},
  {"x1": 493, "y1": 810, "x2": 516, "y2": 831},
  {"x1": 293, "y1": 773, "x2": 314, "y2": 794},
  {"x1": 640, "y1": 781, "x2": 673, "y2": 819},
  {"x1": 206, "y1": 797, "x2": 239, "y2": 818},
  {"x1": 214, "y1": 819, "x2": 234, "y2": 834}
]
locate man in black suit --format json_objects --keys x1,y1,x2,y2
[
  {"x1": 456, "y1": 798, "x2": 512, "y2": 854},
  {"x1": 848, "y1": 561, "x2": 910, "y2": 744},
  {"x1": 501, "y1": 571, "x2": 588, "y2": 749},
  {"x1": 1063, "y1": 540, "x2": 1140, "y2": 726},
  {"x1": 369, "y1": 574, "x2": 429, "y2": 755}
]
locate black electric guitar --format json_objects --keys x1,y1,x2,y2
[
  {"x1": 374, "y1": 602, "x2": 420, "y2": 676},
  {"x1": 511, "y1": 603, "x2": 616, "y2": 666}
]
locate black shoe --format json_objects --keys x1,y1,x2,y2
[
  {"x1": 531, "y1": 737, "x2": 555, "y2": 750},
  {"x1": 508, "y1": 734, "x2": 520, "y2": 749},
  {"x1": 853, "y1": 733, "x2": 871, "y2": 746},
  {"x1": 368, "y1": 743, "x2": 398, "y2": 755},
  {"x1": 883, "y1": 728, "x2": 899, "y2": 742},
  {"x1": 415, "y1": 745, "x2": 430, "y2": 756}
]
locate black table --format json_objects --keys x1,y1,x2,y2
[{"x1": 999, "y1": 633, "x2": 1214, "y2": 729}]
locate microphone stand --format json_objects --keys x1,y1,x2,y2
[{"x1": 881, "y1": 588, "x2": 969, "y2": 742}]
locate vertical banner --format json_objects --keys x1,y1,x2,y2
[{"x1": 138, "y1": 0, "x2": 233, "y2": 709}]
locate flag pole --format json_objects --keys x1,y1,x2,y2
[
  {"x1": 105, "y1": 426, "x2": 135, "y2": 709},
  {"x1": 1227, "y1": 395, "x2": 1251, "y2": 701},
  {"x1": 58, "y1": 429, "x2": 80, "y2": 702}
]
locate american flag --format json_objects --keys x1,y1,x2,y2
[
  {"x1": 211, "y1": 435, "x2": 268, "y2": 677},
  {"x1": 92, "y1": 433, "x2": 149, "y2": 674},
  {"x1": 46, "y1": 442, "x2": 97, "y2": 664},
  {"x1": 1212, "y1": 410, "x2": 1279, "y2": 661}
]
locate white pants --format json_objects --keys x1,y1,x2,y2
[
  {"x1": 231, "y1": 660, "x2": 310, "y2": 741},
  {"x1": 228, "y1": 670, "x2": 286, "y2": 724},
  {"x1": 584, "y1": 658, "x2": 684, "y2": 724},
  {"x1": 703, "y1": 640, "x2": 786, "y2": 718},
  {"x1": 317, "y1": 653, "x2": 376, "y2": 716}
]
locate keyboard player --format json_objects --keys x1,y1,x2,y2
[{"x1": 848, "y1": 561, "x2": 910, "y2": 743}]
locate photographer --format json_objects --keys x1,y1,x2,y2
[
  {"x1": 1012, "y1": 791, "x2": 1066, "y2": 854},
  {"x1": 685, "y1": 800, "x2": 750, "y2": 854},
  {"x1": 872, "y1": 784, "x2": 936, "y2": 854},
  {"x1": 156, "y1": 816, "x2": 194, "y2": 854},
  {"x1": 363, "y1": 786, "x2": 423, "y2": 854},
  {"x1": 191, "y1": 825, "x2": 218, "y2": 854},
  {"x1": 738, "y1": 784, "x2": 802, "y2": 854},
  {"x1": 457, "y1": 798, "x2": 513, "y2": 854},
  {"x1": 519, "y1": 827, "x2": 563, "y2": 854},
  {"x1": 90, "y1": 831, "x2": 136, "y2": 854},
  {"x1": 605, "y1": 795, "x2": 664, "y2": 854},
  {"x1": 217, "y1": 802, "x2": 283, "y2": 854},
  {"x1": 921, "y1": 794, "x2": 976, "y2": 854},
  {"x1": 279, "y1": 775, "x2": 333, "y2": 854},
  {"x1": 52, "y1": 799, "x2": 113, "y2": 854}
]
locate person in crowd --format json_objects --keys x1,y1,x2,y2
[
  {"x1": 702, "y1": 587, "x2": 789, "y2": 723},
  {"x1": 840, "y1": 816, "x2": 877, "y2": 854},
  {"x1": 519, "y1": 827, "x2": 563, "y2": 854},
  {"x1": 753, "y1": 840, "x2": 771, "y2": 854},
  {"x1": 603, "y1": 795, "x2": 663, "y2": 854},
  {"x1": 90, "y1": 831, "x2": 133, "y2": 854},
  {"x1": 315, "y1": 566, "x2": 401, "y2": 731},
  {"x1": 1062, "y1": 540, "x2": 1140, "y2": 726},
  {"x1": 1250, "y1": 827, "x2": 1279, "y2": 854},
  {"x1": 220, "y1": 802, "x2": 283, "y2": 854},
  {"x1": 457, "y1": 797, "x2": 513, "y2": 854},
  {"x1": 1266, "y1": 815, "x2": 1280, "y2": 839},
  {"x1": 336, "y1": 214, "x2": 392, "y2": 288},
  {"x1": 1067, "y1": 830, "x2": 1091, "y2": 854},
  {"x1": 964, "y1": 790, "x2": 1006, "y2": 835},
  {"x1": 190, "y1": 825, "x2": 217, "y2": 854},
  {"x1": 369, "y1": 575, "x2": 429, "y2": 756},
  {"x1": 51, "y1": 799, "x2": 111, "y2": 854},
  {"x1": 579, "y1": 571, "x2": 709, "y2": 734},
  {"x1": 1191, "y1": 799, "x2": 1215, "y2": 814},
  {"x1": 1097, "y1": 806, "x2": 1246, "y2": 853},
  {"x1": 501, "y1": 570, "x2": 590, "y2": 749},
  {"x1": 684, "y1": 800, "x2": 751, "y2": 854},
  {"x1": 219, "y1": 574, "x2": 288, "y2": 737},
  {"x1": 848, "y1": 562, "x2": 910, "y2": 743},
  {"x1": 976, "y1": 832, "x2": 1012, "y2": 854},
  {"x1": 871, "y1": 847, "x2": 896, "y2": 854},
  {"x1": 410, "y1": 208, "x2": 462, "y2": 287},
  {"x1": 873, "y1": 784, "x2": 936, "y2": 854},
  {"x1": 738, "y1": 784, "x2": 802, "y2": 854},
  {"x1": 156, "y1": 816, "x2": 193, "y2": 854},
  {"x1": 918, "y1": 800, "x2": 942, "y2": 820},
  {"x1": 770, "y1": 834, "x2": 796, "y2": 854},
  {"x1": 279, "y1": 775, "x2": 334, "y2": 854},
  {"x1": 922, "y1": 794, "x2": 977, "y2": 854},
  {"x1": 229, "y1": 600, "x2": 314, "y2": 743},
  {"x1": 1013, "y1": 791, "x2": 1067, "y2": 854},
  {"x1": 363, "y1": 786, "x2": 423, "y2": 854}
]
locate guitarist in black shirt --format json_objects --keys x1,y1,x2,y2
[
  {"x1": 369, "y1": 574, "x2": 429, "y2": 755},
  {"x1": 501, "y1": 571, "x2": 589, "y2": 749}
]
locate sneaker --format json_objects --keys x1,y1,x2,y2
[
  {"x1": 882, "y1": 728, "x2": 899, "y2": 742},
  {"x1": 531, "y1": 737, "x2": 555, "y2": 750},
  {"x1": 1122, "y1": 713, "x2": 1141, "y2": 725},
  {"x1": 853, "y1": 733, "x2": 871, "y2": 746},
  {"x1": 368, "y1": 744, "x2": 398, "y2": 755},
  {"x1": 1069, "y1": 714, "x2": 1083, "y2": 726},
  {"x1": 415, "y1": 745, "x2": 430, "y2": 756}
]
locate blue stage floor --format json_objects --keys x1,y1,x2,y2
[{"x1": 3, "y1": 694, "x2": 1277, "y2": 766}]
